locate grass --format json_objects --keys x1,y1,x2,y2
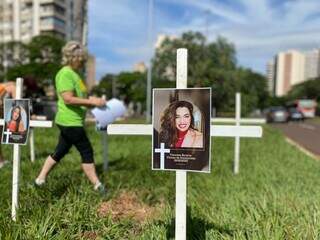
[
  {"x1": 1, "y1": 123, "x2": 320, "y2": 239},
  {"x1": 310, "y1": 117, "x2": 320, "y2": 124}
]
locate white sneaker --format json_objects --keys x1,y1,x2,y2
[{"x1": 35, "y1": 178, "x2": 46, "y2": 186}]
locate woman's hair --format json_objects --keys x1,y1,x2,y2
[
  {"x1": 159, "y1": 100, "x2": 195, "y2": 147},
  {"x1": 10, "y1": 106, "x2": 22, "y2": 132},
  {"x1": 61, "y1": 41, "x2": 88, "y2": 66}
]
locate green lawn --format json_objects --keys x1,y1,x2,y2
[
  {"x1": 1, "y1": 124, "x2": 320, "y2": 239},
  {"x1": 310, "y1": 117, "x2": 320, "y2": 124}
]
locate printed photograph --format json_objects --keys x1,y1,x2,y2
[
  {"x1": 152, "y1": 88, "x2": 211, "y2": 172},
  {"x1": 2, "y1": 99, "x2": 30, "y2": 145}
]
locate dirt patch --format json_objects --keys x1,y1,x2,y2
[
  {"x1": 97, "y1": 191, "x2": 164, "y2": 224},
  {"x1": 80, "y1": 231, "x2": 98, "y2": 240}
]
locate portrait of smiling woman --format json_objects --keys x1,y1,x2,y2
[
  {"x1": 159, "y1": 100, "x2": 203, "y2": 148},
  {"x1": 6, "y1": 105, "x2": 25, "y2": 133}
]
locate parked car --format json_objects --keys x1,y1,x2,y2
[
  {"x1": 266, "y1": 106, "x2": 289, "y2": 123},
  {"x1": 288, "y1": 107, "x2": 304, "y2": 121}
]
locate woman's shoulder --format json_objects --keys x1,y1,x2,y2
[
  {"x1": 189, "y1": 129, "x2": 203, "y2": 137},
  {"x1": 56, "y1": 66, "x2": 76, "y2": 79}
]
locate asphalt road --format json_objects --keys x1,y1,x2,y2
[{"x1": 272, "y1": 120, "x2": 320, "y2": 157}]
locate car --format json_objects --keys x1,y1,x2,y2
[
  {"x1": 288, "y1": 107, "x2": 304, "y2": 121},
  {"x1": 266, "y1": 106, "x2": 289, "y2": 123}
]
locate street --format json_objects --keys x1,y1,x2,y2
[{"x1": 272, "y1": 120, "x2": 320, "y2": 158}]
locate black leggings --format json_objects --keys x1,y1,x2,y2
[{"x1": 51, "y1": 125, "x2": 94, "y2": 164}]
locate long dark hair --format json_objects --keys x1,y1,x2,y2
[
  {"x1": 159, "y1": 101, "x2": 195, "y2": 147},
  {"x1": 10, "y1": 106, "x2": 22, "y2": 132}
]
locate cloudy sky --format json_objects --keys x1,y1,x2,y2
[{"x1": 88, "y1": 0, "x2": 320, "y2": 81}]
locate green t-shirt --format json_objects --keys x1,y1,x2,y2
[{"x1": 55, "y1": 66, "x2": 87, "y2": 126}]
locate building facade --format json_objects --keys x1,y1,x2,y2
[
  {"x1": 304, "y1": 49, "x2": 320, "y2": 80},
  {"x1": 266, "y1": 59, "x2": 275, "y2": 94},
  {"x1": 0, "y1": 0, "x2": 87, "y2": 44},
  {"x1": 267, "y1": 49, "x2": 320, "y2": 97},
  {"x1": 133, "y1": 62, "x2": 147, "y2": 73},
  {"x1": 0, "y1": 0, "x2": 96, "y2": 88}
]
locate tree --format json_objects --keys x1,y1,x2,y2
[
  {"x1": 5, "y1": 35, "x2": 65, "y2": 86},
  {"x1": 94, "y1": 71, "x2": 147, "y2": 112},
  {"x1": 27, "y1": 35, "x2": 64, "y2": 64},
  {"x1": 235, "y1": 68, "x2": 269, "y2": 115},
  {"x1": 287, "y1": 77, "x2": 320, "y2": 114},
  {"x1": 117, "y1": 71, "x2": 146, "y2": 105},
  {"x1": 91, "y1": 74, "x2": 115, "y2": 97},
  {"x1": 0, "y1": 41, "x2": 28, "y2": 81},
  {"x1": 152, "y1": 31, "x2": 268, "y2": 115},
  {"x1": 287, "y1": 77, "x2": 320, "y2": 101}
]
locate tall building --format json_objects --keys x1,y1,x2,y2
[
  {"x1": 0, "y1": 0, "x2": 96, "y2": 88},
  {"x1": 0, "y1": 0, "x2": 87, "y2": 44},
  {"x1": 86, "y1": 54, "x2": 96, "y2": 91},
  {"x1": 275, "y1": 50, "x2": 305, "y2": 96},
  {"x1": 266, "y1": 60, "x2": 275, "y2": 95},
  {"x1": 268, "y1": 50, "x2": 306, "y2": 96},
  {"x1": 133, "y1": 62, "x2": 147, "y2": 73},
  {"x1": 304, "y1": 49, "x2": 320, "y2": 80}
]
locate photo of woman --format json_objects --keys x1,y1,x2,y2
[
  {"x1": 6, "y1": 106, "x2": 26, "y2": 133},
  {"x1": 2, "y1": 99, "x2": 30, "y2": 145},
  {"x1": 152, "y1": 88, "x2": 211, "y2": 172},
  {"x1": 160, "y1": 100, "x2": 203, "y2": 148}
]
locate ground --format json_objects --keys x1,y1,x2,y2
[{"x1": 1, "y1": 124, "x2": 320, "y2": 239}]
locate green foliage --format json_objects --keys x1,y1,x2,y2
[
  {"x1": 95, "y1": 72, "x2": 147, "y2": 110},
  {"x1": 287, "y1": 77, "x2": 320, "y2": 102},
  {"x1": 0, "y1": 124, "x2": 320, "y2": 238},
  {"x1": 286, "y1": 77, "x2": 320, "y2": 115},
  {"x1": 235, "y1": 68, "x2": 269, "y2": 113},
  {"x1": 117, "y1": 71, "x2": 146, "y2": 104},
  {"x1": 27, "y1": 35, "x2": 64, "y2": 64},
  {"x1": 152, "y1": 31, "x2": 268, "y2": 115},
  {"x1": 3, "y1": 35, "x2": 64, "y2": 86},
  {"x1": 91, "y1": 74, "x2": 115, "y2": 97},
  {"x1": 94, "y1": 32, "x2": 268, "y2": 115}
]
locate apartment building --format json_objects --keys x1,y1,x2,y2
[
  {"x1": 267, "y1": 49, "x2": 320, "y2": 97},
  {"x1": 304, "y1": 49, "x2": 320, "y2": 80},
  {"x1": 266, "y1": 59, "x2": 275, "y2": 94},
  {"x1": 0, "y1": 0, "x2": 96, "y2": 87},
  {"x1": 0, "y1": 0, "x2": 87, "y2": 44},
  {"x1": 133, "y1": 62, "x2": 147, "y2": 73}
]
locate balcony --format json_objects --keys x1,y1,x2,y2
[
  {"x1": 40, "y1": 10, "x2": 66, "y2": 21},
  {"x1": 40, "y1": 0, "x2": 65, "y2": 9}
]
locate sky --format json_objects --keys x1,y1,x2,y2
[{"x1": 88, "y1": 0, "x2": 320, "y2": 81}]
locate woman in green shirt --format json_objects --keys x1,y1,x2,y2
[{"x1": 35, "y1": 41, "x2": 106, "y2": 194}]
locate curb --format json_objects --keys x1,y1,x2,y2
[{"x1": 285, "y1": 137, "x2": 320, "y2": 161}]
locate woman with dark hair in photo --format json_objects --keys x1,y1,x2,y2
[
  {"x1": 160, "y1": 100, "x2": 203, "y2": 148},
  {"x1": 6, "y1": 105, "x2": 25, "y2": 133}
]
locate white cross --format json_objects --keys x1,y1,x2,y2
[
  {"x1": 105, "y1": 49, "x2": 263, "y2": 240},
  {"x1": 155, "y1": 142, "x2": 170, "y2": 169},
  {"x1": 0, "y1": 78, "x2": 52, "y2": 221},
  {"x1": 3, "y1": 128, "x2": 12, "y2": 144}
]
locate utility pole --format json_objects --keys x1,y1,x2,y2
[
  {"x1": 204, "y1": 10, "x2": 210, "y2": 42},
  {"x1": 146, "y1": 0, "x2": 154, "y2": 123}
]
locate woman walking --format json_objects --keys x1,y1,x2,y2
[{"x1": 35, "y1": 41, "x2": 106, "y2": 194}]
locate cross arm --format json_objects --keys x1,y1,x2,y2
[
  {"x1": 0, "y1": 119, "x2": 52, "y2": 128},
  {"x1": 107, "y1": 124, "x2": 263, "y2": 138}
]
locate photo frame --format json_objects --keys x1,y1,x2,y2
[
  {"x1": 152, "y1": 88, "x2": 211, "y2": 172},
  {"x1": 2, "y1": 99, "x2": 30, "y2": 145}
]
